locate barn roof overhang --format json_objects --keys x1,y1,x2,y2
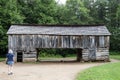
[{"x1": 7, "y1": 24, "x2": 111, "y2": 36}]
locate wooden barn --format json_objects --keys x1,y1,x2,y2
[{"x1": 7, "y1": 24, "x2": 111, "y2": 62}]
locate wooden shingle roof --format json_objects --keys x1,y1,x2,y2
[{"x1": 7, "y1": 24, "x2": 111, "y2": 35}]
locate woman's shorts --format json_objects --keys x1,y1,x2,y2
[{"x1": 7, "y1": 61, "x2": 14, "y2": 66}]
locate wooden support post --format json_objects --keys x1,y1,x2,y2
[
  {"x1": 76, "y1": 49, "x2": 82, "y2": 62},
  {"x1": 36, "y1": 49, "x2": 40, "y2": 62}
]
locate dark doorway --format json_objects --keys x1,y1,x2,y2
[
  {"x1": 17, "y1": 52, "x2": 23, "y2": 62},
  {"x1": 76, "y1": 48, "x2": 83, "y2": 62}
]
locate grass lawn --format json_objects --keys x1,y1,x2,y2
[
  {"x1": 0, "y1": 57, "x2": 5, "y2": 62},
  {"x1": 76, "y1": 62, "x2": 120, "y2": 80},
  {"x1": 76, "y1": 51, "x2": 120, "y2": 80},
  {"x1": 110, "y1": 51, "x2": 120, "y2": 60},
  {"x1": 110, "y1": 55, "x2": 120, "y2": 60}
]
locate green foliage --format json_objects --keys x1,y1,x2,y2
[
  {"x1": 65, "y1": 0, "x2": 93, "y2": 24},
  {"x1": 110, "y1": 51, "x2": 120, "y2": 55},
  {"x1": 83, "y1": 0, "x2": 107, "y2": 24},
  {"x1": 39, "y1": 49, "x2": 76, "y2": 58},
  {"x1": 0, "y1": 26, "x2": 7, "y2": 55},
  {"x1": 76, "y1": 62, "x2": 120, "y2": 80},
  {"x1": 0, "y1": 0, "x2": 24, "y2": 54},
  {"x1": 55, "y1": 4, "x2": 68, "y2": 24},
  {"x1": 39, "y1": 49, "x2": 57, "y2": 57},
  {"x1": 17, "y1": 0, "x2": 57, "y2": 24},
  {"x1": 0, "y1": 0, "x2": 24, "y2": 28},
  {"x1": 116, "y1": 4, "x2": 120, "y2": 27},
  {"x1": 107, "y1": 0, "x2": 120, "y2": 27},
  {"x1": 0, "y1": 57, "x2": 5, "y2": 62},
  {"x1": 109, "y1": 27, "x2": 120, "y2": 51}
]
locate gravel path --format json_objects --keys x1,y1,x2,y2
[{"x1": 0, "y1": 59, "x2": 119, "y2": 80}]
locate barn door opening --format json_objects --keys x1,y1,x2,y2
[
  {"x1": 36, "y1": 48, "x2": 77, "y2": 62},
  {"x1": 17, "y1": 52, "x2": 23, "y2": 62},
  {"x1": 76, "y1": 48, "x2": 83, "y2": 62}
]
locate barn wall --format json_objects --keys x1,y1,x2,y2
[
  {"x1": 23, "y1": 52, "x2": 37, "y2": 62},
  {"x1": 82, "y1": 48, "x2": 109, "y2": 61},
  {"x1": 9, "y1": 35, "x2": 86, "y2": 50},
  {"x1": 8, "y1": 34, "x2": 110, "y2": 62},
  {"x1": 82, "y1": 36, "x2": 110, "y2": 61}
]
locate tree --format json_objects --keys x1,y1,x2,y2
[
  {"x1": 107, "y1": 0, "x2": 120, "y2": 27},
  {"x1": 116, "y1": 4, "x2": 120, "y2": 27},
  {"x1": 17, "y1": 0, "x2": 58, "y2": 24},
  {"x1": 109, "y1": 27, "x2": 120, "y2": 51},
  {"x1": 55, "y1": 4, "x2": 69, "y2": 24},
  {"x1": 0, "y1": 0, "x2": 24, "y2": 54},
  {"x1": 109, "y1": 4, "x2": 120, "y2": 51},
  {"x1": 83, "y1": 0, "x2": 109, "y2": 24},
  {"x1": 65, "y1": 0, "x2": 92, "y2": 24},
  {"x1": 0, "y1": 0, "x2": 24, "y2": 29}
]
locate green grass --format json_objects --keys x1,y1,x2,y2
[
  {"x1": 0, "y1": 57, "x2": 5, "y2": 62},
  {"x1": 39, "y1": 55, "x2": 62, "y2": 58},
  {"x1": 110, "y1": 51, "x2": 120, "y2": 60},
  {"x1": 76, "y1": 51, "x2": 120, "y2": 80},
  {"x1": 39, "y1": 57, "x2": 76, "y2": 60},
  {"x1": 110, "y1": 55, "x2": 120, "y2": 60},
  {"x1": 76, "y1": 62, "x2": 120, "y2": 80}
]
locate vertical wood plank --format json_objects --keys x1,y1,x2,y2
[{"x1": 99, "y1": 36, "x2": 105, "y2": 48}]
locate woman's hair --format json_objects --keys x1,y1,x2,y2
[{"x1": 8, "y1": 49, "x2": 13, "y2": 54}]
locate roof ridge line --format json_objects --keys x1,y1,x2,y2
[{"x1": 11, "y1": 24, "x2": 105, "y2": 27}]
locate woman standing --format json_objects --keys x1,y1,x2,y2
[{"x1": 6, "y1": 49, "x2": 14, "y2": 75}]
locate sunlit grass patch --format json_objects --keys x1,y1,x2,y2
[{"x1": 76, "y1": 62, "x2": 120, "y2": 80}]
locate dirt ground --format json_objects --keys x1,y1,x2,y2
[{"x1": 0, "y1": 59, "x2": 119, "y2": 80}]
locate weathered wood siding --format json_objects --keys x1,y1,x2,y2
[
  {"x1": 82, "y1": 36, "x2": 110, "y2": 61},
  {"x1": 8, "y1": 34, "x2": 110, "y2": 61},
  {"x1": 9, "y1": 35, "x2": 86, "y2": 50}
]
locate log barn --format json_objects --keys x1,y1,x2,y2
[{"x1": 7, "y1": 24, "x2": 111, "y2": 62}]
